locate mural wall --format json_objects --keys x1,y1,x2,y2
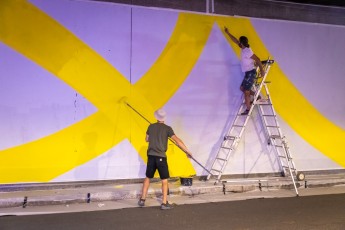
[{"x1": 0, "y1": 0, "x2": 344, "y2": 183}]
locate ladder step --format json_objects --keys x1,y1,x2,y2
[
  {"x1": 262, "y1": 115, "x2": 276, "y2": 117},
  {"x1": 253, "y1": 98, "x2": 267, "y2": 102},
  {"x1": 221, "y1": 146, "x2": 231, "y2": 150},
  {"x1": 233, "y1": 125, "x2": 244, "y2": 128},
  {"x1": 270, "y1": 135, "x2": 282, "y2": 139},
  {"x1": 211, "y1": 169, "x2": 222, "y2": 173},
  {"x1": 266, "y1": 125, "x2": 279, "y2": 128},
  {"x1": 278, "y1": 155, "x2": 292, "y2": 160},
  {"x1": 282, "y1": 166, "x2": 296, "y2": 170},
  {"x1": 261, "y1": 59, "x2": 275, "y2": 65},
  {"x1": 216, "y1": 157, "x2": 227, "y2": 161},
  {"x1": 224, "y1": 136, "x2": 236, "y2": 140},
  {"x1": 258, "y1": 103, "x2": 273, "y2": 106}
]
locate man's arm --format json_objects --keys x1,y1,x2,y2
[
  {"x1": 251, "y1": 54, "x2": 265, "y2": 76},
  {"x1": 171, "y1": 135, "x2": 192, "y2": 156},
  {"x1": 224, "y1": 27, "x2": 240, "y2": 45},
  {"x1": 145, "y1": 134, "x2": 149, "y2": 142}
]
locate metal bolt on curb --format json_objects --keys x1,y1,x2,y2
[
  {"x1": 87, "y1": 193, "x2": 91, "y2": 203},
  {"x1": 22, "y1": 196, "x2": 27, "y2": 208}
]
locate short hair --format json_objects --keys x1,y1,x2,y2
[{"x1": 239, "y1": 36, "x2": 249, "y2": 48}]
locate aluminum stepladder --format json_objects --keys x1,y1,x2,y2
[{"x1": 206, "y1": 58, "x2": 301, "y2": 195}]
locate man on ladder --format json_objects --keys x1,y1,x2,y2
[
  {"x1": 207, "y1": 28, "x2": 303, "y2": 195},
  {"x1": 224, "y1": 27, "x2": 265, "y2": 115}
]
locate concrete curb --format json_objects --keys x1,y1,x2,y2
[{"x1": 1, "y1": 175, "x2": 345, "y2": 208}]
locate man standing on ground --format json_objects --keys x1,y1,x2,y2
[
  {"x1": 224, "y1": 27, "x2": 265, "y2": 115},
  {"x1": 138, "y1": 108, "x2": 192, "y2": 210}
]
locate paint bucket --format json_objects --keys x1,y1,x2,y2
[{"x1": 180, "y1": 177, "x2": 193, "y2": 186}]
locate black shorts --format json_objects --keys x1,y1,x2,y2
[{"x1": 146, "y1": 155, "x2": 170, "y2": 179}]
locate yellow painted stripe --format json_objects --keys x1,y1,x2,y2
[
  {"x1": 132, "y1": 13, "x2": 217, "y2": 176},
  {"x1": 134, "y1": 13, "x2": 214, "y2": 109},
  {"x1": 0, "y1": 112, "x2": 126, "y2": 182},
  {"x1": 216, "y1": 17, "x2": 345, "y2": 167},
  {"x1": 0, "y1": 0, "x2": 130, "y2": 111}
]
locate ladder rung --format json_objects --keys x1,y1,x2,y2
[
  {"x1": 211, "y1": 169, "x2": 222, "y2": 173},
  {"x1": 216, "y1": 157, "x2": 227, "y2": 161},
  {"x1": 224, "y1": 136, "x2": 236, "y2": 140},
  {"x1": 274, "y1": 145, "x2": 283, "y2": 148},
  {"x1": 266, "y1": 125, "x2": 279, "y2": 128},
  {"x1": 282, "y1": 166, "x2": 296, "y2": 170},
  {"x1": 262, "y1": 115, "x2": 276, "y2": 117},
  {"x1": 255, "y1": 99, "x2": 272, "y2": 105},
  {"x1": 233, "y1": 125, "x2": 244, "y2": 128},
  {"x1": 262, "y1": 59, "x2": 275, "y2": 65},
  {"x1": 270, "y1": 135, "x2": 282, "y2": 139},
  {"x1": 221, "y1": 146, "x2": 231, "y2": 150},
  {"x1": 278, "y1": 155, "x2": 292, "y2": 160}
]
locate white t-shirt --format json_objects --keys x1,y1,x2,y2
[{"x1": 240, "y1": 47, "x2": 254, "y2": 72}]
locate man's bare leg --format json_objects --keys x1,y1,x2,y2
[
  {"x1": 244, "y1": 90, "x2": 251, "y2": 110},
  {"x1": 140, "y1": 177, "x2": 150, "y2": 199},
  {"x1": 161, "y1": 179, "x2": 168, "y2": 204}
]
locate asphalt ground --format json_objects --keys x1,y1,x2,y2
[{"x1": 1, "y1": 186, "x2": 345, "y2": 230}]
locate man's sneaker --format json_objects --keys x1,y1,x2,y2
[
  {"x1": 241, "y1": 109, "x2": 250, "y2": 115},
  {"x1": 161, "y1": 202, "x2": 174, "y2": 210},
  {"x1": 138, "y1": 198, "x2": 145, "y2": 207},
  {"x1": 251, "y1": 95, "x2": 262, "y2": 104}
]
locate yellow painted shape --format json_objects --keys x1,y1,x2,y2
[
  {"x1": 134, "y1": 13, "x2": 214, "y2": 109},
  {"x1": 133, "y1": 12, "x2": 216, "y2": 177},
  {"x1": 0, "y1": 112, "x2": 127, "y2": 182},
  {"x1": 0, "y1": 1, "x2": 205, "y2": 182},
  {"x1": 216, "y1": 17, "x2": 345, "y2": 167}
]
